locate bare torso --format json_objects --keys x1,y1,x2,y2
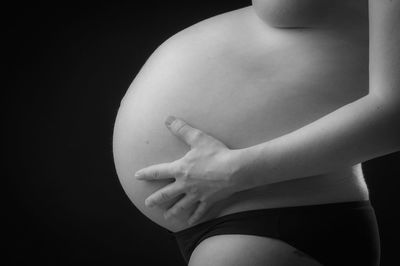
[{"x1": 113, "y1": 2, "x2": 369, "y2": 232}]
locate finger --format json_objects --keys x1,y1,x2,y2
[
  {"x1": 187, "y1": 201, "x2": 209, "y2": 225},
  {"x1": 165, "y1": 116, "x2": 211, "y2": 147},
  {"x1": 135, "y1": 162, "x2": 174, "y2": 180},
  {"x1": 163, "y1": 193, "x2": 198, "y2": 220},
  {"x1": 145, "y1": 182, "x2": 184, "y2": 208}
]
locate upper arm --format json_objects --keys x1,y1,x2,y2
[{"x1": 369, "y1": 0, "x2": 400, "y2": 108}]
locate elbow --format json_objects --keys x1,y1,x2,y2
[
  {"x1": 370, "y1": 88, "x2": 400, "y2": 117},
  {"x1": 368, "y1": 91, "x2": 400, "y2": 151}
]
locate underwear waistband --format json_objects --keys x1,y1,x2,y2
[{"x1": 169, "y1": 200, "x2": 372, "y2": 237}]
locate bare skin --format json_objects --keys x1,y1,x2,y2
[
  {"x1": 114, "y1": 2, "x2": 370, "y2": 232},
  {"x1": 133, "y1": 0, "x2": 399, "y2": 228},
  {"x1": 189, "y1": 235, "x2": 322, "y2": 266},
  {"x1": 112, "y1": 0, "x2": 396, "y2": 265}
]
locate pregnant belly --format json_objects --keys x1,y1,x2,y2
[{"x1": 113, "y1": 7, "x2": 369, "y2": 232}]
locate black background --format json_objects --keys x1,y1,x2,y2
[{"x1": 6, "y1": 1, "x2": 399, "y2": 265}]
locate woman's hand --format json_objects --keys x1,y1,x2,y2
[{"x1": 135, "y1": 116, "x2": 245, "y2": 225}]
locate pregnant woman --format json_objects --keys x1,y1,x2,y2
[{"x1": 113, "y1": 0, "x2": 399, "y2": 265}]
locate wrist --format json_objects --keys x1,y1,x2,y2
[{"x1": 229, "y1": 146, "x2": 266, "y2": 192}]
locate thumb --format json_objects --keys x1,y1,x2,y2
[{"x1": 165, "y1": 116, "x2": 213, "y2": 147}]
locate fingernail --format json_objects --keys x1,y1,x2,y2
[
  {"x1": 135, "y1": 170, "x2": 142, "y2": 178},
  {"x1": 145, "y1": 199, "x2": 153, "y2": 208},
  {"x1": 165, "y1": 116, "x2": 176, "y2": 127}
]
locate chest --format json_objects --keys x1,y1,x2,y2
[{"x1": 252, "y1": 0, "x2": 339, "y2": 27}]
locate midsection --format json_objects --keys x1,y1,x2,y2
[{"x1": 113, "y1": 6, "x2": 370, "y2": 232}]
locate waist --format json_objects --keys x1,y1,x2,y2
[
  {"x1": 164, "y1": 165, "x2": 369, "y2": 232},
  {"x1": 170, "y1": 199, "x2": 374, "y2": 237},
  {"x1": 214, "y1": 166, "x2": 368, "y2": 215}
]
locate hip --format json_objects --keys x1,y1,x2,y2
[{"x1": 175, "y1": 164, "x2": 369, "y2": 231}]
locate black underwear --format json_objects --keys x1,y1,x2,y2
[{"x1": 166, "y1": 200, "x2": 380, "y2": 266}]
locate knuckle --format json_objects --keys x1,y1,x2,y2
[
  {"x1": 153, "y1": 170, "x2": 159, "y2": 179},
  {"x1": 182, "y1": 167, "x2": 190, "y2": 178},
  {"x1": 178, "y1": 203, "x2": 187, "y2": 211},
  {"x1": 191, "y1": 130, "x2": 206, "y2": 145},
  {"x1": 191, "y1": 130, "x2": 202, "y2": 141},
  {"x1": 174, "y1": 163, "x2": 186, "y2": 176},
  {"x1": 198, "y1": 201, "x2": 208, "y2": 211},
  {"x1": 170, "y1": 162, "x2": 180, "y2": 175},
  {"x1": 159, "y1": 191, "x2": 169, "y2": 201},
  {"x1": 167, "y1": 204, "x2": 185, "y2": 218},
  {"x1": 191, "y1": 214, "x2": 199, "y2": 221},
  {"x1": 164, "y1": 211, "x2": 173, "y2": 220},
  {"x1": 169, "y1": 209, "x2": 178, "y2": 217},
  {"x1": 194, "y1": 213, "x2": 202, "y2": 220},
  {"x1": 188, "y1": 185, "x2": 199, "y2": 195},
  {"x1": 172, "y1": 206, "x2": 183, "y2": 215},
  {"x1": 178, "y1": 166, "x2": 191, "y2": 181},
  {"x1": 145, "y1": 198, "x2": 152, "y2": 206},
  {"x1": 199, "y1": 193, "x2": 209, "y2": 202},
  {"x1": 174, "y1": 121, "x2": 187, "y2": 134}
]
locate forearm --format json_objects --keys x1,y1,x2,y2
[{"x1": 235, "y1": 93, "x2": 400, "y2": 189}]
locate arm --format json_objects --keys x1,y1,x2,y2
[{"x1": 235, "y1": 0, "x2": 400, "y2": 190}]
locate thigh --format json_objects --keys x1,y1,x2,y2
[{"x1": 188, "y1": 234, "x2": 322, "y2": 266}]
